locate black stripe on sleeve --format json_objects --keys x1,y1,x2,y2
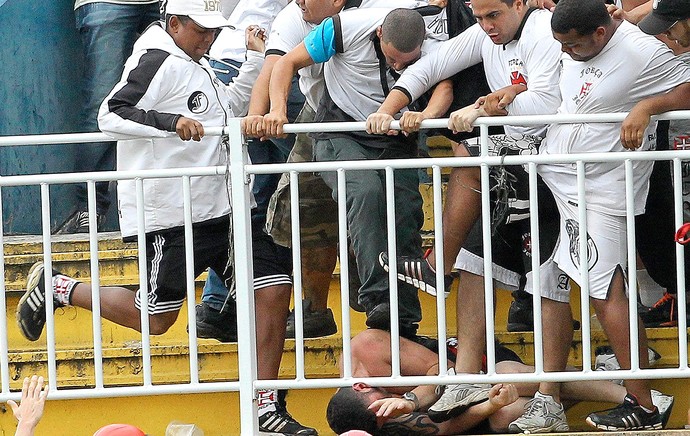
[
  {"x1": 333, "y1": 14, "x2": 344, "y2": 54},
  {"x1": 265, "y1": 49, "x2": 286, "y2": 57},
  {"x1": 108, "y1": 49, "x2": 181, "y2": 132},
  {"x1": 391, "y1": 86, "x2": 413, "y2": 105}
]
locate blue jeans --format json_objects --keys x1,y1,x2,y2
[
  {"x1": 202, "y1": 59, "x2": 304, "y2": 310},
  {"x1": 74, "y1": 2, "x2": 159, "y2": 215}
]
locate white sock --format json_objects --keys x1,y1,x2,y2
[
  {"x1": 257, "y1": 389, "x2": 278, "y2": 417},
  {"x1": 535, "y1": 391, "x2": 560, "y2": 406},
  {"x1": 52, "y1": 274, "x2": 78, "y2": 306}
]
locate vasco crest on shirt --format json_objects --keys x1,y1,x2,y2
[{"x1": 188, "y1": 91, "x2": 209, "y2": 114}]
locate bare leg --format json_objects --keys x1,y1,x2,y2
[
  {"x1": 426, "y1": 144, "x2": 481, "y2": 274},
  {"x1": 496, "y1": 361, "x2": 627, "y2": 404},
  {"x1": 591, "y1": 268, "x2": 653, "y2": 409},
  {"x1": 455, "y1": 272, "x2": 486, "y2": 374},
  {"x1": 538, "y1": 297, "x2": 574, "y2": 403},
  {"x1": 70, "y1": 283, "x2": 178, "y2": 335},
  {"x1": 255, "y1": 284, "x2": 291, "y2": 380},
  {"x1": 300, "y1": 245, "x2": 337, "y2": 311}
]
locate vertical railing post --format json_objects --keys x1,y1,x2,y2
[
  {"x1": 673, "y1": 158, "x2": 689, "y2": 369},
  {"x1": 289, "y1": 170, "x2": 306, "y2": 379},
  {"x1": 576, "y1": 162, "x2": 592, "y2": 370},
  {"x1": 337, "y1": 169, "x2": 354, "y2": 378},
  {"x1": 226, "y1": 118, "x2": 258, "y2": 434},
  {"x1": 528, "y1": 163, "x2": 544, "y2": 374},
  {"x1": 479, "y1": 125, "x2": 496, "y2": 374},
  {"x1": 624, "y1": 160, "x2": 640, "y2": 372},
  {"x1": 87, "y1": 181, "x2": 104, "y2": 388},
  {"x1": 432, "y1": 165, "x2": 448, "y2": 375}
]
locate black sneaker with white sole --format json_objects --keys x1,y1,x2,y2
[
  {"x1": 586, "y1": 394, "x2": 663, "y2": 431},
  {"x1": 258, "y1": 407, "x2": 318, "y2": 435},
  {"x1": 16, "y1": 262, "x2": 66, "y2": 341},
  {"x1": 194, "y1": 302, "x2": 237, "y2": 343},
  {"x1": 378, "y1": 251, "x2": 452, "y2": 298}
]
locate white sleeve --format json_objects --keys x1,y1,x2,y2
[
  {"x1": 97, "y1": 56, "x2": 177, "y2": 140},
  {"x1": 508, "y1": 33, "x2": 562, "y2": 116},
  {"x1": 393, "y1": 24, "x2": 485, "y2": 102},
  {"x1": 225, "y1": 50, "x2": 265, "y2": 116},
  {"x1": 630, "y1": 38, "x2": 690, "y2": 99},
  {"x1": 266, "y1": 3, "x2": 311, "y2": 55}
]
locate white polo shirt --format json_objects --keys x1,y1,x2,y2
[{"x1": 266, "y1": 0, "x2": 426, "y2": 110}]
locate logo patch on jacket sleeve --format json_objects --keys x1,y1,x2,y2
[{"x1": 188, "y1": 91, "x2": 209, "y2": 113}]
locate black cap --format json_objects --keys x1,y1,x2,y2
[{"x1": 638, "y1": 0, "x2": 690, "y2": 35}]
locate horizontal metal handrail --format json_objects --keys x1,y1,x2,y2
[{"x1": 4, "y1": 109, "x2": 690, "y2": 146}]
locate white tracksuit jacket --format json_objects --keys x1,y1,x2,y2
[{"x1": 98, "y1": 22, "x2": 262, "y2": 238}]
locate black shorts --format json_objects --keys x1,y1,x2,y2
[
  {"x1": 134, "y1": 218, "x2": 292, "y2": 315},
  {"x1": 458, "y1": 175, "x2": 560, "y2": 290},
  {"x1": 418, "y1": 337, "x2": 523, "y2": 366}
]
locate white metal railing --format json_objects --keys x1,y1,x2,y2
[{"x1": 0, "y1": 112, "x2": 689, "y2": 434}]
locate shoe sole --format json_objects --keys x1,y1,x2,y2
[
  {"x1": 506, "y1": 322, "x2": 531, "y2": 332},
  {"x1": 585, "y1": 417, "x2": 662, "y2": 431},
  {"x1": 428, "y1": 388, "x2": 491, "y2": 423},
  {"x1": 378, "y1": 252, "x2": 448, "y2": 298},
  {"x1": 651, "y1": 390, "x2": 674, "y2": 428},
  {"x1": 16, "y1": 262, "x2": 46, "y2": 342},
  {"x1": 428, "y1": 396, "x2": 489, "y2": 423},
  {"x1": 508, "y1": 422, "x2": 569, "y2": 433},
  {"x1": 195, "y1": 323, "x2": 237, "y2": 343},
  {"x1": 286, "y1": 323, "x2": 338, "y2": 339}
]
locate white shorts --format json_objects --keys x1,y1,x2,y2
[
  {"x1": 454, "y1": 249, "x2": 570, "y2": 299},
  {"x1": 453, "y1": 248, "x2": 520, "y2": 291},
  {"x1": 550, "y1": 194, "x2": 628, "y2": 301}
]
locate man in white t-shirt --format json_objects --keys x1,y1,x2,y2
[{"x1": 505, "y1": 0, "x2": 690, "y2": 432}]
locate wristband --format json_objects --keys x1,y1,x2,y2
[{"x1": 402, "y1": 391, "x2": 419, "y2": 411}]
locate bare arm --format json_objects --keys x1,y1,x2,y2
[
  {"x1": 399, "y1": 79, "x2": 454, "y2": 134},
  {"x1": 622, "y1": 82, "x2": 690, "y2": 149},
  {"x1": 375, "y1": 384, "x2": 518, "y2": 435},
  {"x1": 242, "y1": 55, "x2": 281, "y2": 138},
  {"x1": 608, "y1": 1, "x2": 652, "y2": 24},
  {"x1": 264, "y1": 43, "x2": 315, "y2": 137}
]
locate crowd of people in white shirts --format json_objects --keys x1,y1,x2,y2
[{"x1": 13, "y1": 0, "x2": 690, "y2": 434}]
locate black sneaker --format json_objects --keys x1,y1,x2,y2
[
  {"x1": 16, "y1": 262, "x2": 65, "y2": 341},
  {"x1": 363, "y1": 301, "x2": 418, "y2": 338},
  {"x1": 378, "y1": 251, "x2": 452, "y2": 297},
  {"x1": 640, "y1": 292, "x2": 689, "y2": 327},
  {"x1": 194, "y1": 302, "x2": 237, "y2": 342},
  {"x1": 286, "y1": 299, "x2": 337, "y2": 339},
  {"x1": 506, "y1": 290, "x2": 581, "y2": 332},
  {"x1": 507, "y1": 290, "x2": 533, "y2": 332},
  {"x1": 258, "y1": 407, "x2": 318, "y2": 435},
  {"x1": 586, "y1": 394, "x2": 662, "y2": 431},
  {"x1": 364, "y1": 301, "x2": 390, "y2": 330},
  {"x1": 53, "y1": 210, "x2": 105, "y2": 234}
]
